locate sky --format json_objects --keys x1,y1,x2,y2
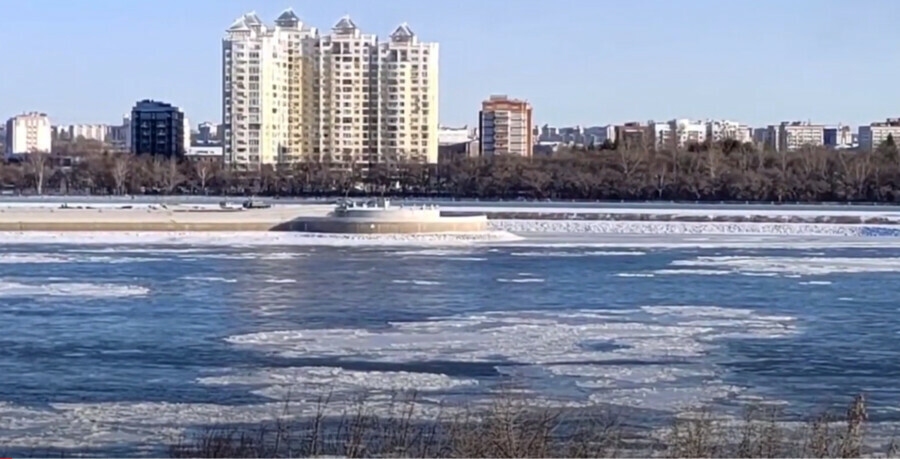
[{"x1": 2, "y1": 0, "x2": 899, "y2": 128}]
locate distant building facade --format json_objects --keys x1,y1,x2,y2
[
  {"x1": 583, "y1": 125, "x2": 615, "y2": 146},
  {"x1": 707, "y1": 120, "x2": 751, "y2": 144},
  {"x1": 614, "y1": 122, "x2": 647, "y2": 149},
  {"x1": 195, "y1": 122, "x2": 221, "y2": 145},
  {"x1": 52, "y1": 124, "x2": 110, "y2": 143},
  {"x1": 649, "y1": 121, "x2": 672, "y2": 149},
  {"x1": 858, "y1": 119, "x2": 900, "y2": 151},
  {"x1": 107, "y1": 115, "x2": 132, "y2": 151},
  {"x1": 186, "y1": 145, "x2": 224, "y2": 162},
  {"x1": 479, "y1": 95, "x2": 533, "y2": 157},
  {"x1": 670, "y1": 119, "x2": 706, "y2": 148},
  {"x1": 823, "y1": 124, "x2": 853, "y2": 149},
  {"x1": 130, "y1": 100, "x2": 186, "y2": 157},
  {"x1": 777, "y1": 121, "x2": 824, "y2": 151},
  {"x1": 438, "y1": 126, "x2": 475, "y2": 145},
  {"x1": 5, "y1": 112, "x2": 52, "y2": 155}
]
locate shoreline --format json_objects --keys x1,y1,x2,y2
[{"x1": 2, "y1": 203, "x2": 900, "y2": 231}]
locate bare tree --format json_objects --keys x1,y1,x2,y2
[
  {"x1": 193, "y1": 160, "x2": 212, "y2": 194},
  {"x1": 161, "y1": 157, "x2": 183, "y2": 194},
  {"x1": 26, "y1": 152, "x2": 48, "y2": 195},
  {"x1": 111, "y1": 154, "x2": 130, "y2": 195}
]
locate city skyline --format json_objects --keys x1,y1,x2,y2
[{"x1": 2, "y1": 0, "x2": 900, "y2": 128}]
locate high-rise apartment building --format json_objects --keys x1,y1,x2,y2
[
  {"x1": 777, "y1": 121, "x2": 824, "y2": 151},
  {"x1": 130, "y1": 100, "x2": 186, "y2": 157},
  {"x1": 5, "y1": 112, "x2": 52, "y2": 155},
  {"x1": 222, "y1": 10, "x2": 439, "y2": 169},
  {"x1": 858, "y1": 118, "x2": 900, "y2": 151},
  {"x1": 478, "y1": 95, "x2": 533, "y2": 157}
]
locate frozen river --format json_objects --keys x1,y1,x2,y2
[{"x1": 2, "y1": 229, "x2": 900, "y2": 454}]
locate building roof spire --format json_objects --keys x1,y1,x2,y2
[
  {"x1": 275, "y1": 8, "x2": 300, "y2": 27},
  {"x1": 391, "y1": 22, "x2": 415, "y2": 40},
  {"x1": 333, "y1": 15, "x2": 358, "y2": 32}
]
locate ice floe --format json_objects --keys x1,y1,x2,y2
[
  {"x1": 670, "y1": 256, "x2": 900, "y2": 276},
  {"x1": 264, "y1": 278, "x2": 297, "y2": 284},
  {"x1": 0, "y1": 253, "x2": 156, "y2": 264},
  {"x1": 391, "y1": 279, "x2": 443, "y2": 286},
  {"x1": 0, "y1": 281, "x2": 149, "y2": 298},
  {"x1": 182, "y1": 276, "x2": 238, "y2": 283},
  {"x1": 496, "y1": 277, "x2": 546, "y2": 283},
  {"x1": 510, "y1": 250, "x2": 646, "y2": 257},
  {"x1": 198, "y1": 366, "x2": 478, "y2": 401},
  {"x1": 225, "y1": 307, "x2": 795, "y2": 366},
  {"x1": 392, "y1": 248, "x2": 486, "y2": 262}
]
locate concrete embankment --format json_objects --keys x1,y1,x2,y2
[
  {"x1": 0, "y1": 206, "x2": 330, "y2": 232},
  {"x1": 0, "y1": 206, "x2": 487, "y2": 233}
]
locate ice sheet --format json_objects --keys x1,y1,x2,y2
[
  {"x1": 489, "y1": 220, "x2": 900, "y2": 237},
  {"x1": 198, "y1": 366, "x2": 478, "y2": 401},
  {"x1": 0, "y1": 231, "x2": 523, "y2": 247},
  {"x1": 0, "y1": 253, "x2": 156, "y2": 264}
]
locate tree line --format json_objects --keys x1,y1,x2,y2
[{"x1": 4, "y1": 136, "x2": 900, "y2": 202}]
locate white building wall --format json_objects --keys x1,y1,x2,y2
[
  {"x1": 649, "y1": 121, "x2": 672, "y2": 149},
  {"x1": 778, "y1": 122, "x2": 824, "y2": 151},
  {"x1": 665, "y1": 119, "x2": 705, "y2": 148},
  {"x1": 68, "y1": 124, "x2": 109, "y2": 142},
  {"x1": 439, "y1": 126, "x2": 473, "y2": 145},
  {"x1": 6, "y1": 112, "x2": 52, "y2": 155},
  {"x1": 707, "y1": 120, "x2": 751, "y2": 144}
]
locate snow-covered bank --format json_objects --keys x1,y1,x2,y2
[
  {"x1": 0, "y1": 230, "x2": 523, "y2": 246},
  {"x1": 489, "y1": 220, "x2": 900, "y2": 237}
]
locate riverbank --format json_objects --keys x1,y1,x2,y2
[{"x1": 3, "y1": 202, "x2": 900, "y2": 231}]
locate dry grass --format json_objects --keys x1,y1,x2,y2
[{"x1": 166, "y1": 391, "x2": 893, "y2": 458}]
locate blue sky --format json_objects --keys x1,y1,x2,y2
[{"x1": 2, "y1": 0, "x2": 898, "y2": 128}]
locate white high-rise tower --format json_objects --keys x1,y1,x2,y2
[{"x1": 222, "y1": 10, "x2": 439, "y2": 169}]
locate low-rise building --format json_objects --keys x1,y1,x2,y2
[
  {"x1": 858, "y1": 119, "x2": 900, "y2": 151},
  {"x1": 5, "y1": 112, "x2": 52, "y2": 155},
  {"x1": 186, "y1": 145, "x2": 224, "y2": 162},
  {"x1": 437, "y1": 140, "x2": 479, "y2": 162},
  {"x1": 614, "y1": 122, "x2": 647, "y2": 149},
  {"x1": 438, "y1": 126, "x2": 475, "y2": 145}
]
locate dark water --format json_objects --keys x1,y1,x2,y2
[{"x1": 1, "y1": 241, "x2": 899, "y2": 452}]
